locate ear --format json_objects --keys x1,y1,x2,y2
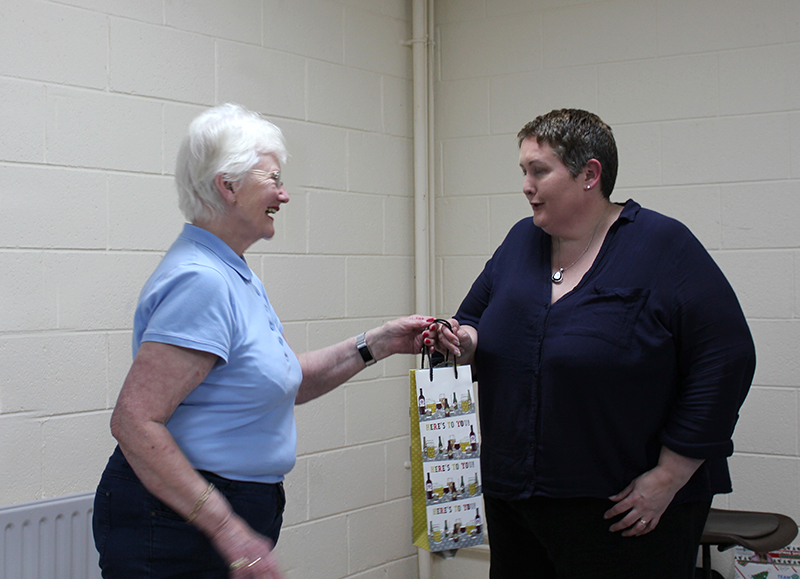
[
  {"x1": 214, "y1": 173, "x2": 236, "y2": 204},
  {"x1": 582, "y1": 159, "x2": 602, "y2": 191}
]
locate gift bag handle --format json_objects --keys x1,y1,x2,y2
[{"x1": 421, "y1": 319, "x2": 458, "y2": 380}]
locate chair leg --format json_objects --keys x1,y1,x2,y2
[{"x1": 702, "y1": 544, "x2": 712, "y2": 579}]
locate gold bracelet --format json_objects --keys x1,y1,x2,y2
[{"x1": 186, "y1": 482, "x2": 215, "y2": 523}]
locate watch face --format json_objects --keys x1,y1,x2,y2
[
  {"x1": 359, "y1": 344, "x2": 374, "y2": 362},
  {"x1": 357, "y1": 335, "x2": 375, "y2": 365}
]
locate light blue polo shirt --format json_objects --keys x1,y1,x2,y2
[{"x1": 133, "y1": 224, "x2": 302, "y2": 483}]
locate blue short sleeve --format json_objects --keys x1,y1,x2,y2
[{"x1": 136, "y1": 265, "x2": 234, "y2": 363}]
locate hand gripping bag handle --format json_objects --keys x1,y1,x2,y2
[{"x1": 420, "y1": 319, "x2": 458, "y2": 380}]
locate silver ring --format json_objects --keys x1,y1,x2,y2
[
  {"x1": 639, "y1": 518, "x2": 648, "y2": 526},
  {"x1": 230, "y1": 558, "x2": 250, "y2": 571}
]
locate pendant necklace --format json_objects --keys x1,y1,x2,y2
[{"x1": 551, "y1": 203, "x2": 611, "y2": 284}]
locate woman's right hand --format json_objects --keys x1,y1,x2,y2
[
  {"x1": 424, "y1": 318, "x2": 477, "y2": 364},
  {"x1": 210, "y1": 513, "x2": 284, "y2": 579}
]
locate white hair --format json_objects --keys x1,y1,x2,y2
[{"x1": 175, "y1": 103, "x2": 288, "y2": 222}]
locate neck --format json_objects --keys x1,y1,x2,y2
[
  {"x1": 193, "y1": 218, "x2": 249, "y2": 257},
  {"x1": 552, "y1": 201, "x2": 611, "y2": 275},
  {"x1": 555, "y1": 199, "x2": 613, "y2": 246}
]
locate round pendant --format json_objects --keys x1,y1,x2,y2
[{"x1": 551, "y1": 269, "x2": 564, "y2": 284}]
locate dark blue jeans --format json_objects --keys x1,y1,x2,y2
[
  {"x1": 92, "y1": 447, "x2": 285, "y2": 579},
  {"x1": 484, "y1": 494, "x2": 711, "y2": 579}
]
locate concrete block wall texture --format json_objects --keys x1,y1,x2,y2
[
  {"x1": 0, "y1": 0, "x2": 419, "y2": 577},
  {"x1": 434, "y1": 0, "x2": 800, "y2": 552},
  {"x1": 4, "y1": 0, "x2": 799, "y2": 577}
]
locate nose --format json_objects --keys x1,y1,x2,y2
[
  {"x1": 278, "y1": 184, "x2": 289, "y2": 203},
  {"x1": 522, "y1": 175, "x2": 535, "y2": 198}
]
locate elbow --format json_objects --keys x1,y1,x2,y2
[
  {"x1": 109, "y1": 403, "x2": 145, "y2": 450},
  {"x1": 294, "y1": 387, "x2": 312, "y2": 405},
  {"x1": 109, "y1": 406, "x2": 129, "y2": 446}
]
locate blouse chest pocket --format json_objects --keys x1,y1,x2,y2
[{"x1": 562, "y1": 287, "x2": 650, "y2": 349}]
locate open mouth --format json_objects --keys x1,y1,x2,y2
[{"x1": 266, "y1": 208, "x2": 278, "y2": 215}]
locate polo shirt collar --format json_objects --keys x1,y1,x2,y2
[{"x1": 180, "y1": 223, "x2": 253, "y2": 282}]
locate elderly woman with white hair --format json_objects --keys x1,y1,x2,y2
[{"x1": 92, "y1": 103, "x2": 431, "y2": 579}]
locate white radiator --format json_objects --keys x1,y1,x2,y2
[{"x1": 0, "y1": 492, "x2": 100, "y2": 579}]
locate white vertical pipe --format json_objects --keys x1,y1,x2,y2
[
  {"x1": 412, "y1": 0, "x2": 431, "y2": 318},
  {"x1": 427, "y1": 0, "x2": 436, "y2": 317},
  {"x1": 411, "y1": 1, "x2": 434, "y2": 577}
]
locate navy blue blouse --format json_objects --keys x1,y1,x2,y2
[{"x1": 456, "y1": 200, "x2": 755, "y2": 503}]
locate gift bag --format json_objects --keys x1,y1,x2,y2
[{"x1": 410, "y1": 343, "x2": 484, "y2": 552}]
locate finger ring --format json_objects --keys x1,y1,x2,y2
[
  {"x1": 247, "y1": 557, "x2": 262, "y2": 568},
  {"x1": 230, "y1": 558, "x2": 249, "y2": 570},
  {"x1": 639, "y1": 518, "x2": 648, "y2": 526}
]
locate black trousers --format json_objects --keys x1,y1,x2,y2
[
  {"x1": 485, "y1": 494, "x2": 711, "y2": 579},
  {"x1": 93, "y1": 446, "x2": 286, "y2": 579}
]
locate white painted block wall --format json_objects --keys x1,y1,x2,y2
[
  {"x1": 4, "y1": 0, "x2": 800, "y2": 578},
  {"x1": 0, "y1": 1, "x2": 418, "y2": 578},
  {"x1": 433, "y1": 0, "x2": 800, "y2": 577}
]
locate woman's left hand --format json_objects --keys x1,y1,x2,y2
[
  {"x1": 604, "y1": 468, "x2": 679, "y2": 536},
  {"x1": 604, "y1": 446, "x2": 704, "y2": 536}
]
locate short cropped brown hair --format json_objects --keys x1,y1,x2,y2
[{"x1": 517, "y1": 109, "x2": 618, "y2": 198}]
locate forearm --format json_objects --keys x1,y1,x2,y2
[
  {"x1": 606, "y1": 445, "x2": 706, "y2": 535},
  {"x1": 295, "y1": 334, "x2": 368, "y2": 405},
  {"x1": 112, "y1": 411, "x2": 235, "y2": 538},
  {"x1": 296, "y1": 315, "x2": 430, "y2": 404},
  {"x1": 115, "y1": 416, "x2": 274, "y2": 571},
  {"x1": 652, "y1": 445, "x2": 705, "y2": 492}
]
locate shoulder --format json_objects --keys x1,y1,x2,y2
[
  {"x1": 496, "y1": 216, "x2": 544, "y2": 253},
  {"x1": 506, "y1": 216, "x2": 538, "y2": 238},
  {"x1": 634, "y1": 205, "x2": 689, "y2": 232},
  {"x1": 142, "y1": 249, "x2": 233, "y2": 309},
  {"x1": 135, "y1": 255, "x2": 236, "y2": 355},
  {"x1": 474, "y1": 218, "x2": 542, "y2": 277},
  {"x1": 623, "y1": 202, "x2": 737, "y2": 302},
  {"x1": 622, "y1": 201, "x2": 699, "y2": 250}
]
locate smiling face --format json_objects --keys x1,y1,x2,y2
[
  {"x1": 519, "y1": 137, "x2": 588, "y2": 236},
  {"x1": 228, "y1": 153, "x2": 289, "y2": 247}
]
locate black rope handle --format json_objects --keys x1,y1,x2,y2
[{"x1": 421, "y1": 318, "x2": 458, "y2": 380}]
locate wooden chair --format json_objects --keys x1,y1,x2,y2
[{"x1": 698, "y1": 508, "x2": 798, "y2": 579}]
